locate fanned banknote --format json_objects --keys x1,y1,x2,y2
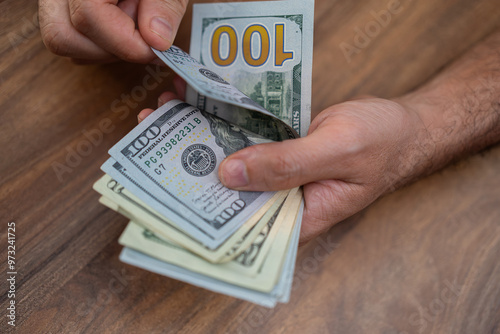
[
  {"x1": 120, "y1": 196, "x2": 304, "y2": 308},
  {"x1": 95, "y1": 0, "x2": 314, "y2": 307},
  {"x1": 118, "y1": 188, "x2": 302, "y2": 292},
  {"x1": 153, "y1": 46, "x2": 298, "y2": 141},
  {"x1": 94, "y1": 173, "x2": 290, "y2": 263},
  {"x1": 188, "y1": 0, "x2": 314, "y2": 138}
]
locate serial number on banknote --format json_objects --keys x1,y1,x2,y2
[{"x1": 139, "y1": 117, "x2": 203, "y2": 169}]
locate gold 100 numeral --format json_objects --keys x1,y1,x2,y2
[{"x1": 211, "y1": 23, "x2": 293, "y2": 67}]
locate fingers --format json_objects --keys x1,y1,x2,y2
[
  {"x1": 346, "y1": 94, "x2": 376, "y2": 101},
  {"x1": 138, "y1": 0, "x2": 189, "y2": 51},
  {"x1": 299, "y1": 179, "x2": 377, "y2": 244},
  {"x1": 117, "y1": 0, "x2": 139, "y2": 21},
  {"x1": 218, "y1": 129, "x2": 347, "y2": 192},
  {"x1": 70, "y1": 57, "x2": 118, "y2": 65},
  {"x1": 300, "y1": 181, "x2": 351, "y2": 244},
  {"x1": 157, "y1": 91, "x2": 179, "y2": 106},
  {"x1": 39, "y1": 0, "x2": 116, "y2": 61},
  {"x1": 137, "y1": 108, "x2": 154, "y2": 123},
  {"x1": 67, "y1": 0, "x2": 155, "y2": 63},
  {"x1": 40, "y1": 0, "x2": 188, "y2": 63}
]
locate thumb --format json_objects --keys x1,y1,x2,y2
[
  {"x1": 218, "y1": 135, "x2": 336, "y2": 192},
  {"x1": 138, "y1": 0, "x2": 189, "y2": 51}
]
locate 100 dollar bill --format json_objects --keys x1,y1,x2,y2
[
  {"x1": 188, "y1": 0, "x2": 314, "y2": 137},
  {"x1": 106, "y1": 100, "x2": 276, "y2": 249},
  {"x1": 153, "y1": 46, "x2": 298, "y2": 141}
]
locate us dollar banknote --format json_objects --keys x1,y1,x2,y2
[
  {"x1": 153, "y1": 46, "x2": 298, "y2": 141},
  {"x1": 106, "y1": 100, "x2": 277, "y2": 249},
  {"x1": 187, "y1": 0, "x2": 314, "y2": 138},
  {"x1": 94, "y1": 173, "x2": 289, "y2": 263},
  {"x1": 118, "y1": 188, "x2": 302, "y2": 292}
]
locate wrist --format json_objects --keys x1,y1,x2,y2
[
  {"x1": 391, "y1": 77, "x2": 472, "y2": 184},
  {"x1": 387, "y1": 93, "x2": 446, "y2": 190}
]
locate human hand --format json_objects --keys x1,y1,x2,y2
[
  {"x1": 138, "y1": 93, "x2": 427, "y2": 244},
  {"x1": 39, "y1": 0, "x2": 189, "y2": 63},
  {"x1": 216, "y1": 98, "x2": 428, "y2": 244}
]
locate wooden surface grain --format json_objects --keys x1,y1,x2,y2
[{"x1": 1, "y1": 0, "x2": 500, "y2": 333}]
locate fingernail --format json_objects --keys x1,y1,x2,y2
[
  {"x1": 158, "y1": 97, "x2": 164, "y2": 107},
  {"x1": 137, "y1": 114, "x2": 143, "y2": 123},
  {"x1": 150, "y1": 17, "x2": 173, "y2": 45},
  {"x1": 221, "y1": 159, "x2": 249, "y2": 188}
]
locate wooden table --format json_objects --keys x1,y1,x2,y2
[{"x1": 1, "y1": 0, "x2": 499, "y2": 333}]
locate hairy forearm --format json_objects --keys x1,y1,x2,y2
[{"x1": 395, "y1": 28, "x2": 500, "y2": 184}]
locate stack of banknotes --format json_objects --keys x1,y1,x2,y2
[{"x1": 93, "y1": 0, "x2": 313, "y2": 307}]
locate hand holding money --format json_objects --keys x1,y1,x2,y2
[
  {"x1": 39, "y1": 0, "x2": 189, "y2": 63},
  {"x1": 140, "y1": 93, "x2": 418, "y2": 244},
  {"x1": 219, "y1": 97, "x2": 423, "y2": 243},
  {"x1": 94, "y1": 0, "x2": 315, "y2": 307}
]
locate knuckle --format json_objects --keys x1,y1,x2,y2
[
  {"x1": 38, "y1": 0, "x2": 52, "y2": 27},
  {"x1": 69, "y1": 1, "x2": 92, "y2": 32},
  {"x1": 265, "y1": 153, "x2": 300, "y2": 189},
  {"x1": 301, "y1": 199, "x2": 334, "y2": 237},
  {"x1": 115, "y1": 44, "x2": 152, "y2": 63},
  {"x1": 41, "y1": 24, "x2": 71, "y2": 56},
  {"x1": 115, "y1": 48, "x2": 137, "y2": 63},
  {"x1": 306, "y1": 186, "x2": 329, "y2": 210}
]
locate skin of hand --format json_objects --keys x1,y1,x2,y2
[
  {"x1": 38, "y1": 0, "x2": 189, "y2": 63},
  {"x1": 215, "y1": 99, "x2": 425, "y2": 244},
  {"x1": 138, "y1": 90, "x2": 427, "y2": 244},
  {"x1": 138, "y1": 30, "x2": 500, "y2": 245}
]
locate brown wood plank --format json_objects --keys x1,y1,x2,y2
[{"x1": 1, "y1": 0, "x2": 499, "y2": 333}]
